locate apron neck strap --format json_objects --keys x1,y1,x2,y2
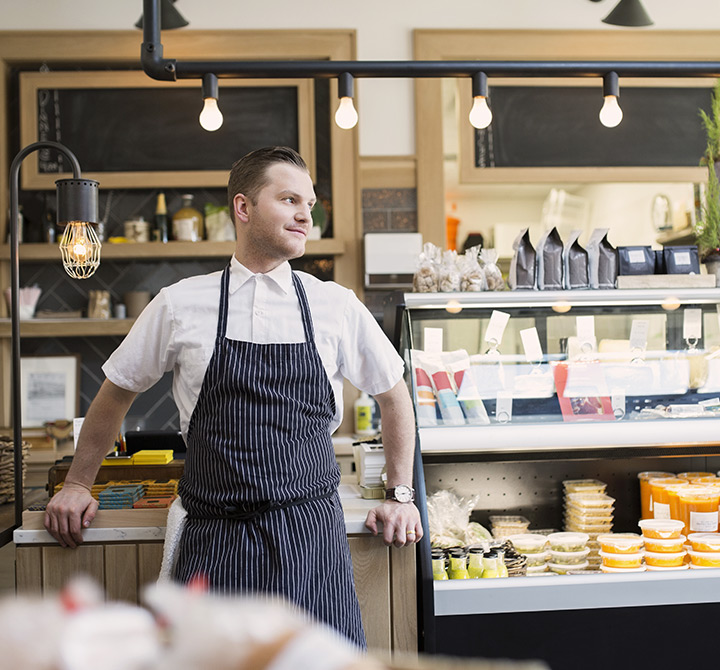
[{"x1": 291, "y1": 272, "x2": 315, "y2": 343}]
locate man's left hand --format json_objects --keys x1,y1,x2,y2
[{"x1": 365, "y1": 501, "x2": 423, "y2": 548}]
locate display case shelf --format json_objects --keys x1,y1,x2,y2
[{"x1": 0, "y1": 318, "x2": 134, "y2": 338}]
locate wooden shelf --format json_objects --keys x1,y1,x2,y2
[
  {"x1": 0, "y1": 318, "x2": 134, "y2": 338},
  {"x1": 0, "y1": 238, "x2": 345, "y2": 261},
  {"x1": 656, "y1": 227, "x2": 697, "y2": 246}
]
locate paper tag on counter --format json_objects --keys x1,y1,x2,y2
[
  {"x1": 576, "y1": 315, "x2": 596, "y2": 353},
  {"x1": 611, "y1": 388, "x2": 626, "y2": 419},
  {"x1": 629, "y1": 319, "x2": 649, "y2": 356},
  {"x1": 520, "y1": 327, "x2": 543, "y2": 363},
  {"x1": 423, "y1": 327, "x2": 443, "y2": 354},
  {"x1": 484, "y1": 310, "x2": 510, "y2": 349},
  {"x1": 683, "y1": 308, "x2": 702, "y2": 342},
  {"x1": 495, "y1": 390, "x2": 513, "y2": 424}
]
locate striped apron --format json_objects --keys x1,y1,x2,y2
[{"x1": 172, "y1": 265, "x2": 365, "y2": 648}]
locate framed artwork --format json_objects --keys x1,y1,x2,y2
[{"x1": 20, "y1": 355, "x2": 80, "y2": 428}]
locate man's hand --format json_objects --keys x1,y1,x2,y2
[
  {"x1": 365, "y1": 501, "x2": 423, "y2": 548},
  {"x1": 44, "y1": 483, "x2": 98, "y2": 549}
]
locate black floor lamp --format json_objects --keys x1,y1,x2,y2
[{"x1": 8, "y1": 141, "x2": 100, "y2": 533}]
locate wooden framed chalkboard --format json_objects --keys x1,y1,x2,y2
[
  {"x1": 458, "y1": 79, "x2": 713, "y2": 184},
  {"x1": 19, "y1": 71, "x2": 316, "y2": 189}
]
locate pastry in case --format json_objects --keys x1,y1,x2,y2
[
  {"x1": 644, "y1": 550, "x2": 686, "y2": 567},
  {"x1": 687, "y1": 533, "x2": 720, "y2": 552},
  {"x1": 549, "y1": 548, "x2": 590, "y2": 565},
  {"x1": 687, "y1": 549, "x2": 720, "y2": 567},
  {"x1": 642, "y1": 535, "x2": 686, "y2": 553},
  {"x1": 563, "y1": 479, "x2": 607, "y2": 494},
  {"x1": 597, "y1": 533, "x2": 644, "y2": 554},
  {"x1": 638, "y1": 519, "x2": 685, "y2": 539},
  {"x1": 547, "y1": 532, "x2": 589, "y2": 552},
  {"x1": 599, "y1": 550, "x2": 644, "y2": 569}
]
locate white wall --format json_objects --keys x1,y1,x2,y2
[{"x1": 2, "y1": 0, "x2": 720, "y2": 156}]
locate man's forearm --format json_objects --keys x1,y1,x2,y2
[
  {"x1": 374, "y1": 380, "x2": 416, "y2": 487},
  {"x1": 65, "y1": 379, "x2": 138, "y2": 489}
]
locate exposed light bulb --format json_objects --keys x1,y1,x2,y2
[
  {"x1": 334, "y1": 96, "x2": 358, "y2": 130},
  {"x1": 468, "y1": 96, "x2": 492, "y2": 129},
  {"x1": 59, "y1": 221, "x2": 101, "y2": 279},
  {"x1": 199, "y1": 97, "x2": 224, "y2": 131},
  {"x1": 72, "y1": 239, "x2": 88, "y2": 258},
  {"x1": 599, "y1": 95, "x2": 623, "y2": 128}
]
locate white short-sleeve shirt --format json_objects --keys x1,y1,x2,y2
[{"x1": 103, "y1": 256, "x2": 405, "y2": 437}]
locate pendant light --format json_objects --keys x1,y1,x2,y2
[
  {"x1": 602, "y1": 0, "x2": 653, "y2": 27},
  {"x1": 599, "y1": 71, "x2": 623, "y2": 128},
  {"x1": 334, "y1": 72, "x2": 358, "y2": 130},
  {"x1": 135, "y1": 0, "x2": 188, "y2": 30},
  {"x1": 199, "y1": 73, "x2": 224, "y2": 131},
  {"x1": 468, "y1": 72, "x2": 493, "y2": 129}
]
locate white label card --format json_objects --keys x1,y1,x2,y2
[
  {"x1": 424, "y1": 327, "x2": 443, "y2": 354},
  {"x1": 629, "y1": 319, "x2": 649, "y2": 354},
  {"x1": 576, "y1": 315, "x2": 595, "y2": 342},
  {"x1": 683, "y1": 308, "x2": 702, "y2": 342},
  {"x1": 73, "y1": 417, "x2": 84, "y2": 451},
  {"x1": 611, "y1": 388, "x2": 626, "y2": 419},
  {"x1": 653, "y1": 502, "x2": 671, "y2": 520},
  {"x1": 520, "y1": 327, "x2": 544, "y2": 363},
  {"x1": 484, "y1": 310, "x2": 510, "y2": 348},
  {"x1": 674, "y1": 251, "x2": 691, "y2": 266},
  {"x1": 495, "y1": 390, "x2": 513, "y2": 424},
  {"x1": 628, "y1": 249, "x2": 646, "y2": 264},
  {"x1": 690, "y1": 511, "x2": 719, "y2": 532}
]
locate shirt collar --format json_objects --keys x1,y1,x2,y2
[{"x1": 229, "y1": 256, "x2": 293, "y2": 295}]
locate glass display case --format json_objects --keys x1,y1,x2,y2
[{"x1": 398, "y1": 289, "x2": 720, "y2": 670}]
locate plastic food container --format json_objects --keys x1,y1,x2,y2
[
  {"x1": 548, "y1": 560, "x2": 589, "y2": 574},
  {"x1": 563, "y1": 479, "x2": 607, "y2": 494},
  {"x1": 646, "y1": 563, "x2": 689, "y2": 571},
  {"x1": 549, "y1": 548, "x2": 590, "y2": 565},
  {"x1": 677, "y1": 472, "x2": 714, "y2": 481},
  {"x1": 638, "y1": 519, "x2": 685, "y2": 539},
  {"x1": 599, "y1": 550, "x2": 644, "y2": 569},
  {"x1": 601, "y1": 564, "x2": 647, "y2": 573},
  {"x1": 565, "y1": 504, "x2": 615, "y2": 518},
  {"x1": 490, "y1": 515, "x2": 530, "y2": 538},
  {"x1": 548, "y1": 532, "x2": 589, "y2": 552},
  {"x1": 525, "y1": 551, "x2": 549, "y2": 567},
  {"x1": 642, "y1": 535, "x2": 686, "y2": 553},
  {"x1": 678, "y1": 487, "x2": 720, "y2": 536},
  {"x1": 644, "y1": 550, "x2": 686, "y2": 568},
  {"x1": 688, "y1": 533, "x2": 720, "y2": 552},
  {"x1": 507, "y1": 533, "x2": 548, "y2": 554},
  {"x1": 597, "y1": 533, "x2": 644, "y2": 554},
  {"x1": 564, "y1": 520, "x2": 614, "y2": 534},
  {"x1": 565, "y1": 493, "x2": 616, "y2": 509},
  {"x1": 687, "y1": 549, "x2": 720, "y2": 567},
  {"x1": 638, "y1": 471, "x2": 676, "y2": 520}
]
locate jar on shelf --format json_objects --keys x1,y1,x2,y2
[{"x1": 172, "y1": 194, "x2": 204, "y2": 242}]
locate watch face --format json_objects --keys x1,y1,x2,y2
[{"x1": 393, "y1": 485, "x2": 414, "y2": 503}]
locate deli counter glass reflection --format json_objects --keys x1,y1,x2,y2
[{"x1": 398, "y1": 288, "x2": 720, "y2": 453}]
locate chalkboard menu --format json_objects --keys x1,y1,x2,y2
[
  {"x1": 19, "y1": 71, "x2": 318, "y2": 189},
  {"x1": 474, "y1": 86, "x2": 713, "y2": 169}
]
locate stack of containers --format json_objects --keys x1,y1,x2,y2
[
  {"x1": 687, "y1": 532, "x2": 720, "y2": 569},
  {"x1": 489, "y1": 515, "x2": 530, "y2": 539},
  {"x1": 547, "y1": 531, "x2": 590, "y2": 573},
  {"x1": 598, "y1": 533, "x2": 646, "y2": 573},
  {"x1": 637, "y1": 519, "x2": 687, "y2": 570},
  {"x1": 507, "y1": 533, "x2": 549, "y2": 576},
  {"x1": 563, "y1": 479, "x2": 613, "y2": 566}
]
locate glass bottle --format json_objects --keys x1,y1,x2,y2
[
  {"x1": 172, "y1": 194, "x2": 204, "y2": 242},
  {"x1": 154, "y1": 192, "x2": 169, "y2": 243},
  {"x1": 495, "y1": 548, "x2": 509, "y2": 578},
  {"x1": 468, "y1": 547, "x2": 485, "y2": 578},
  {"x1": 431, "y1": 549, "x2": 448, "y2": 581},
  {"x1": 481, "y1": 550, "x2": 499, "y2": 578},
  {"x1": 448, "y1": 549, "x2": 469, "y2": 580}
]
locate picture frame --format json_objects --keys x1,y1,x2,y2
[{"x1": 20, "y1": 354, "x2": 80, "y2": 428}]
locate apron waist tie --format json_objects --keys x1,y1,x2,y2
[{"x1": 187, "y1": 489, "x2": 335, "y2": 521}]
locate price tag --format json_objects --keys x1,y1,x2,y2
[
  {"x1": 629, "y1": 319, "x2": 649, "y2": 356},
  {"x1": 576, "y1": 315, "x2": 596, "y2": 354},
  {"x1": 520, "y1": 327, "x2": 543, "y2": 363},
  {"x1": 496, "y1": 390, "x2": 513, "y2": 424},
  {"x1": 484, "y1": 310, "x2": 510, "y2": 349},
  {"x1": 683, "y1": 308, "x2": 702, "y2": 342},
  {"x1": 674, "y1": 251, "x2": 691, "y2": 266},
  {"x1": 423, "y1": 327, "x2": 443, "y2": 354},
  {"x1": 611, "y1": 388, "x2": 626, "y2": 420},
  {"x1": 628, "y1": 249, "x2": 646, "y2": 264}
]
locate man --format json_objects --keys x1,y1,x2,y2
[{"x1": 44, "y1": 146, "x2": 422, "y2": 648}]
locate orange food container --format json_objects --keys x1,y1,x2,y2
[
  {"x1": 642, "y1": 535, "x2": 686, "y2": 553},
  {"x1": 676, "y1": 472, "x2": 714, "y2": 481},
  {"x1": 599, "y1": 551, "x2": 644, "y2": 569},
  {"x1": 638, "y1": 518, "x2": 685, "y2": 539},
  {"x1": 678, "y1": 487, "x2": 720, "y2": 536},
  {"x1": 597, "y1": 533, "x2": 644, "y2": 554},
  {"x1": 691, "y1": 476, "x2": 720, "y2": 484},
  {"x1": 649, "y1": 478, "x2": 684, "y2": 519},
  {"x1": 687, "y1": 549, "x2": 720, "y2": 568},
  {"x1": 687, "y1": 533, "x2": 720, "y2": 552},
  {"x1": 667, "y1": 483, "x2": 696, "y2": 521},
  {"x1": 638, "y1": 471, "x2": 676, "y2": 520},
  {"x1": 644, "y1": 550, "x2": 686, "y2": 568}
]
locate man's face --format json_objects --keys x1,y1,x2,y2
[{"x1": 234, "y1": 163, "x2": 316, "y2": 268}]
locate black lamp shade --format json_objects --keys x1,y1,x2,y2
[
  {"x1": 135, "y1": 0, "x2": 189, "y2": 30},
  {"x1": 602, "y1": 0, "x2": 653, "y2": 27},
  {"x1": 56, "y1": 178, "x2": 99, "y2": 225}
]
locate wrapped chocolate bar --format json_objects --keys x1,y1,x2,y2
[
  {"x1": 508, "y1": 228, "x2": 536, "y2": 290},
  {"x1": 536, "y1": 227, "x2": 564, "y2": 290}
]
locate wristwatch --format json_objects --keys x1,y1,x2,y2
[{"x1": 385, "y1": 485, "x2": 415, "y2": 503}]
